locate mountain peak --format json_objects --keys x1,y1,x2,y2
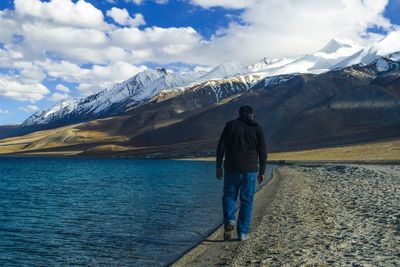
[
  {"x1": 195, "y1": 60, "x2": 247, "y2": 83},
  {"x1": 156, "y1": 67, "x2": 168, "y2": 75},
  {"x1": 320, "y1": 38, "x2": 361, "y2": 54},
  {"x1": 372, "y1": 30, "x2": 400, "y2": 57}
]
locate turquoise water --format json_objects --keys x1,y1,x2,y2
[{"x1": 0, "y1": 157, "x2": 274, "y2": 266}]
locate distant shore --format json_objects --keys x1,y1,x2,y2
[
  {"x1": 172, "y1": 164, "x2": 400, "y2": 266},
  {"x1": 1, "y1": 137, "x2": 400, "y2": 161}
]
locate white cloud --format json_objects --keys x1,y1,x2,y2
[
  {"x1": 109, "y1": 26, "x2": 201, "y2": 62},
  {"x1": 0, "y1": 0, "x2": 398, "y2": 107},
  {"x1": 14, "y1": 0, "x2": 109, "y2": 29},
  {"x1": 19, "y1": 105, "x2": 41, "y2": 113},
  {"x1": 126, "y1": 0, "x2": 144, "y2": 4},
  {"x1": 0, "y1": 107, "x2": 10, "y2": 114},
  {"x1": 194, "y1": 65, "x2": 213, "y2": 73},
  {"x1": 107, "y1": 7, "x2": 146, "y2": 27},
  {"x1": 74, "y1": 61, "x2": 148, "y2": 94},
  {"x1": 0, "y1": 75, "x2": 49, "y2": 102},
  {"x1": 50, "y1": 84, "x2": 71, "y2": 101},
  {"x1": 39, "y1": 60, "x2": 146, "y2": 84},
  {"x1": 36, "y1": 59, "x2": 148, "y2": 95},
  {"x1": 19, "y1": 64, "x2": 46, "y2": 82},
  {"x1": 36, "y1": 59, "x2": 86, "y2": 80},
  {"x1": 186, "y1": 0, "x2": 395, "y2": 64},
  {"x1": 189, "y1": 0, "x2": 256, "y2": 9},
  {"x1": 55, "y1": 46, "x2": 133, "y2": 65},
  {"x1": 76, "y1": 83, "x2": 99, "y2": 95},
  {"x1": 49, "y1": 92, "x2": 70, "y2": 101},
  {"x1": 55, "y1": 84, "x2": 70, "y2": 93},
  {"x1": 28, "y1": 23, "x2": 108, "y2": 47},
  {"x1": 0, "y1": 2, "x2": 201, "y2": 66},
  {"x1": 126, "y1": 0, "x2": 169, "y2": 4},
  {"x1": 0, "y1": 47, "x2": 23, "y2": 68}
]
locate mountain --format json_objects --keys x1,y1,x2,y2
[
  {"x1": 332, "y1": 31, "x2": 400, "y2": 69},
  {"x1": 248, "y1": 38, "x2": 365, "y2": 77},
  {"x1": 23, "y1": 68, "x2": 202, "y2": 126},
  {"x1": 0, "y1": 33, "x2": 399, "y2": 149},
  {"x1": 195, "y1": 61, "x2": 248, "y2": 83},
  {"x1": 20, "y1": 38, "x2": 367, "y2": 130},
  {"x1": 247, "y1": 57, "x2": 297, "y2": 72},
  {"x1": 124, "y1": 57, "x2": 400, "y2": 156},
  {"x1": 1, "y1": 57, "x2": 399, "y2": 158},
  {"x1": 20, "y1": 61, "x2": 254, "y2": 129},
  {"x1": 21, "y1": 35, "x2": 400, "y2": 130},
  {"x1": 247, "y1": 33, "x2": 400, "y2": 77}
]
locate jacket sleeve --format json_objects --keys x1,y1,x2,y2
[
  {"x1": 257, "y1": 126, "x2": 267, "y2": 175},
  {"x1": 216, "y1": 122, "x2": 230, "y2": 168}
]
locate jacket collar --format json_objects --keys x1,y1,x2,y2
[{"x1": 238, "y1": 116, "x2": 258, "y2": 127}]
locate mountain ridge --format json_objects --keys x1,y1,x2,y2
[
  {"x1": 0, "y1": 34, "x2": 399, "y2": 158},
  {"x1": 0, "y1": 57, "x2": 399, "y2": 158},
  {"x1": 20, "y1": 33, "x2": 400, "y2": 131}
]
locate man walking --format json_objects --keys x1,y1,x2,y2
[{"x1": 216, "y1": 105, "x2": 267, "y2": 241}]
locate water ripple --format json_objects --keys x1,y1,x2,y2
[{"x1": 0, "y1": 157, "x2": 275, "y2": 266}]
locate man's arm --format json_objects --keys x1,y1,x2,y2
[
  {"x1": 216, "y1": 122, "x2": 230, "y2": 172},
  {"x1": 257, "y1": 126, "x2": 267, "y2": 181}
]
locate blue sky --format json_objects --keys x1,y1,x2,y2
[{"x1": 0, "y1": 0, "x2": 399, "y2": 125}]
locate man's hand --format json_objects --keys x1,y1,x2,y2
[
  {"x1": 216, "y1": 167, "x2": 223, "y2": 180},
  {"x1": 258, "y1": 174, "x2": 265, "y2": 184}
]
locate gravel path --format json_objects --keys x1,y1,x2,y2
[{"x1": 172, "y1": 164, "x2": 400, "y2": 266}]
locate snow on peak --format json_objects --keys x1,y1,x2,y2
[
  {"x1": 388, "y1": 52, "x2": 400, "y2": 61},
  {"x1": 371, "y1": 31, "x2": 400, "y2": 58},
  {"x1": 23, "y1": 68, "x2": 201, "y2": 126},
  {"x1": 23, "y1": 98, "x2": 80, "y2": 125},
  {"x1": 319, "y1": 38, "x2": 361, "y2": 54},
  {"x1": 22, "y1": 33, "x2": 400, "y2": 127},
  {"x1": 123, "y1": 68, "x2": 166, "y2": 87},
  {"x1": 349, "y1": 30, "x2": 400, "y2": 65},
  {"x1": 131, "y1": 71, "x2": 202, "y2": 102},
  {"x1": 247, "y1": 57, "x2": 297, "y2": 72},
  {"x1": 195, "y1": 61, "x2": 247, "y2": 83},
  {"x1": 246, "y1": 37, "x2": 366, "y2": 77}
]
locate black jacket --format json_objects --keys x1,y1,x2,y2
[{"x1": 216, "y1": 116, "x2": 267, "y2": 174}]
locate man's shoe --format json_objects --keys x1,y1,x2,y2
[
  {"x1": 223, "y1": 221, "x2": 235, "y2": 241},
  {"x1": 238, "y1": 232, "x2": 249, "y2": 241}
]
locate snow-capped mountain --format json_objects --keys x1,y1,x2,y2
[
  {"x1": 23, "y1": 68, "x2": 202, "y2": 126},
  {"x1": 194, "y1": 61, "x2": 248, "y2": 83},
  {"x1": 248, "y1": 38, "x2": 365, "y2": 76},
  {"x1": 190, "y1": 72, "x2": 263, "y2": 101},
  {"x1": 22, "y1": 32, "x2": 400, "y2": 129},
  {"x1": 247, "y1": 32, "x2": 400, "y2": 77},
  {"x1": 23, "y1": 62, "x2": 259, "y2": 126},
  {"x1": 347, "y1": 31, "x2": 400, "y2": 66},
  {"x1": 247, "y1": 57, "x2": 297, "y2": 72},
  {"x1": 330, "y1": 32, "x2": 400, "y2": 70}
]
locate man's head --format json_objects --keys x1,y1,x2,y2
[{"x1": 238, "y1": 105, "x2": 254, "y2": 120}]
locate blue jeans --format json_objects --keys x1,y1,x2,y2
[{"x1": 222, "y1": 169, "x2": 257, "y2": 235}]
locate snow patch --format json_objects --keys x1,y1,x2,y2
[{"x1": 195, "y1": 61, "x2": 248, "y2": 83}]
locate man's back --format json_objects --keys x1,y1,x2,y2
[
  {"x1": 216, "y1": 116, "x2": 267, "y2": 175},
  {"x1": 216, "y1": 105, "x2": 267, "y2": 241}
]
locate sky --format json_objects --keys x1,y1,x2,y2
[{"x1": 0, "y1": 0, "x2": 399, "y2": 125}]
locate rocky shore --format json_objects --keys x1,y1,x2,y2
[{"x1": 172, "y1": 164, "x2": 400, "y2": 266}]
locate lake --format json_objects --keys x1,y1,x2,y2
[{"x1": 0, "y1": 157, "x2": 274, "y2": 266}]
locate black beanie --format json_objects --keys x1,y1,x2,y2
[{"x1": 239, "y1": 105, "x2": 253, "y2": 118}]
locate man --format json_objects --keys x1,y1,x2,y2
[{"x1": 216, "y1": 105, "x2": 267, "y2": 241}]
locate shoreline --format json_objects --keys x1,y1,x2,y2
[
  {"x1": 171, "y1": 164, "x2": 400, "y2": 266},
  {"x1": 170, "y1": 167, "x2": 283, "y2": 266},
  {"x1": 1, "y1": 153, "x2": 400, "y2": 166},
  {"x1": 1, "y1": 137, "x2": 400, "y2": 161}
]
